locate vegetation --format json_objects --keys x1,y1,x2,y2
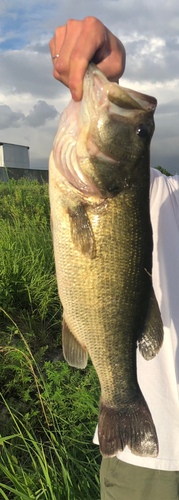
[
  {"x1": 0, "y1": 167, "x2": 172, "y2": 498},
  {"x1": 0, "y1": 178, "x2": 101, "y2": 500},
  {"x1": 155, "y1": 166, "x2": 172, "y2": 176}
]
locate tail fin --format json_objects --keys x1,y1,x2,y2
[{"x1": 98, "y1": 395, "x2": 158, "y2": 458}]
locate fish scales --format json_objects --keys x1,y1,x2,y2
[
  {"x1": 51, "y1": 187, "x2": 150, "y2": 396},
  {"x1": 49, "y1": 63, "x2": 164, "y2": 458}
]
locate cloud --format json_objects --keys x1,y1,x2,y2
[
  {"x1": 0, "y1": 1, "x2": 55, "y2": 49},
  {"x1": 0, "y1": 50, "x2": 54, "y2": 98},
  {"x1": 0, "y1": 100, "x2": 59, "y2": 130},
  {"x1": 0, "y1": 0, "x2": 179, "y2": 173},
  {"x1": 157, "y1": 99, "x2": 179, "y2": 115},
  {"x1": 0, "y1": 48, "x2": 68, "y2": 99},
  {"x1": 27, "y1": 41, "x2": 50, "y2": 54},
  {"x1": 25, "y1": 100, "x2": 59, "y2": 127},
  {"x1": 0, "y1": 104, "x2": 25, "y2": 129},
  {"x1": 1, "y1": 1, "x2": 178, "y2": 102},
  {"x1": 123, "y1": 35, "x2": 179, "y2": 84}
]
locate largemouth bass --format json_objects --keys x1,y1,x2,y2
[{"x1": 49, "y1": 64, "x2": 163, "y2": 458}]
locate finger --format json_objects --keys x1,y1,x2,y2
[
  {"x1": 97, "y1": 38, "x2": 126, "y2": 81},
  {"x1": 66, "y1": 19, "x2": 108, "y2": 100},
  {"x1": 51, "y1": 21, "x2": 83, "y2": 85},
  {"x1": 49, "y1": 38, "x2": 55, "y2": 60},
  {"x1": 63, "y1": 19, "x2": 125, "y2": 100},
  {"x1": 50, "y1": 17, "x2": 107, "y2": 99},
  {"x1": 49, "y1": 18, "x2": 126, "y2": 101},
  {"x1": 49, "y1": 25, "x2": 70, "y2": 73}
]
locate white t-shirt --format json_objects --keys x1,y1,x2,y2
[{"x1": 94, "y1": 167, "x2": 179, "y2": 471}]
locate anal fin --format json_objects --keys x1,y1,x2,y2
[
  {"x1": 138, "y1": 286, "x2": 164, "y2": 360},
  {"x1": 62, "y1": 318, "x2": 88, "y2": 369}
]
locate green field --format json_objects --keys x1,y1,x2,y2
[
  {"x1": 0, "y1": 166, "x2": 172, "y2": 499},
  {"x1": 0, "y1": 178, "x2": 101, "y2": 500}
]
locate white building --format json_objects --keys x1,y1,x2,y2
[{"x1": 0, "y1": 142, "x2": 30, "y2": 169}]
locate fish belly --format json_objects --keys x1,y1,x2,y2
[{"x1": 50, "y1": 169, "x2": 161, "y2": 457}]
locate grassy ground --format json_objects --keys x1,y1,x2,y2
[
  {"x1": 1, "y1": 167, "x2": 170, "y2": 498},
  {"x1": 0, "y1": 178, "x2": 101, "y2": 499}
]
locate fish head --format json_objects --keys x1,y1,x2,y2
[
  {"x1": 53, "y1": 64, "x2": 157, "y2": 199},
  {"x1": 82, "y1": 64, "x2": 157, "y2": 196}
]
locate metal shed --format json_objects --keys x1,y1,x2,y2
[
  {"x1": 0, "y1": 142, "x2": 48, "y2": 184},
  {"x1": 0, "y1": 142, "x2": 30, "y2": 170}
]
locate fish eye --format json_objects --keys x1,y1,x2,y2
[{"x1": 136, "y1": 124, "x2": 149, "y2": 138}]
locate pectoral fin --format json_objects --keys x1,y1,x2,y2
[
  {"x1": 68, "y1": 204, "x2": 95, "y2": 258},
  {"x1": 138, "y1": 287, "x2": 164, "y2": 360},
  {"x1": 62, "y1": 318, "x2": 88, "y2": 369}
]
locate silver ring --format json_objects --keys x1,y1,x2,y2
[{"x1": 53, "y1": 54, "x2": 60, "y2": 60}]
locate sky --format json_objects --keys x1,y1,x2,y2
[{"x1": 0, "y1": 0, "x2": 179, "y2": 174}]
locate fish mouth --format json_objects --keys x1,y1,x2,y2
[
  {"x1": 107, "y1": 82, "x2": 157, "y2": 113},
  {"x1": 82, "y1": 63, "x2": 157, "y2": 117}
]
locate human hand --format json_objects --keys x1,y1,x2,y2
[{"x1": 49, "y1": 16, "x2": 126, "y2": 101}]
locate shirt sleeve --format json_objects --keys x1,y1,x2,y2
[{"x1": 150, "y1": 168, "x2": 179, "y2": 216}]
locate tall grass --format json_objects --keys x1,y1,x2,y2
[
  {"x1": 0, "y1": 366, "x2": 101, "y2": 500},
  {"x1": 0, "y1": 178, "x2": 101, "y2": 499}
]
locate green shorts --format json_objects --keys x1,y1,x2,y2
[{"x1": 100, "y1": 457, "x2": 179, "y2": 500}]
